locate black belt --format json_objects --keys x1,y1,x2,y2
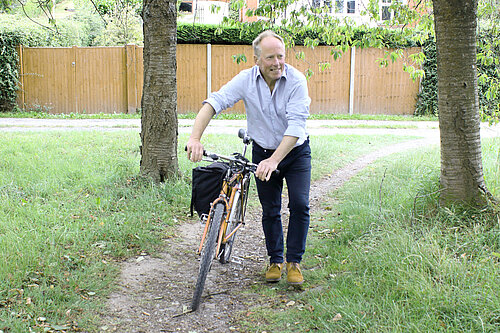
[
  {"x1": 253, "y1": 137, "x2": 309, "y2": 154},
  {"x1": 253, "y1": 142, "x2": 275, "y2": 153}
]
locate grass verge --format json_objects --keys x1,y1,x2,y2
[
  {"x1": 240, "y1": 137, "x2": 500, "y2": 332},
  {"x1": 0, "y1": 111, "x2": 438, "y2": 122},
  {"x1": 0, "y1": 131, "x2": 187, "y2": 331},
  {"x1": 0, "y1": 130, "x2": 411, "y2": 331}
]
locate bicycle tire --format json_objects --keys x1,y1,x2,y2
[{"x1": 191, "y1": 203, "x2": 224, "y2": 311}]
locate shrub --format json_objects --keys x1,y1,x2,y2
[
  {"x1": 416, "y1": 30, "x2": 500, "y2": 120},
  {"x1": 0, "y1": 14, "x2": 91, "y2": 46},
  {"x1": 415, "y1": 39, "x2": 438, "y2": 117},
  {"x1": 0, "y1": 31, "x2": 21, "y2": 112},
  {"x1": 93, "y1": 2, "x2": 142, "y2": 46}
]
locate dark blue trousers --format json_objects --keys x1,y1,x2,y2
[{"x1": 252, "y1": 139, "x2": 311, "y2": 264}]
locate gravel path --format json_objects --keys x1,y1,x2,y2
[{"x1": 1, "y1": 117, "x2": 499, "y2": 139}]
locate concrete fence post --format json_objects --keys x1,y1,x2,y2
[
  {"x1": 349, "y1": 46, "x2": 356, "y2": 116},
  {"x1": 16, "y1": 45, "x2": 25, "y2": 109},
  {"x1": 207, "y1": 43, "x2": 212, "y2": 99}
]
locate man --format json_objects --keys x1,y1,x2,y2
[{"x1": 186, "y1": 30, "x2": 311, "y2": 285}]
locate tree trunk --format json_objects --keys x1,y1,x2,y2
[
  {"x1": 433, "y1": 0, "x2": 488, "y2": 206},
  {"x1": 140, "y1": 0, "x2": 179, "y2": 182}
]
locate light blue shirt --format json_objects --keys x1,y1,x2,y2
[{"x1": 204, "y1": 64, "x2": 310, "y2": 150}]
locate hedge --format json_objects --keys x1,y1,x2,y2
[
  {"x1": 0, "y1": 32, "x2": 22, "y2": 112},
  {"x1": 416, "y1": 30, "x2": 500, "y2": 119},
  {"x1": 177, "y1": 23, "x2": 417, "y2": 48}
]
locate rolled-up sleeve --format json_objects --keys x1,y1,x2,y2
[
  {"x1": 284, "y1": 76, "x2": 310, "y2": 139},
  {"x1": 203, "y1": 69, "x2": 248, "y2": 116}
]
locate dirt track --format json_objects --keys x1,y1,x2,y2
[{"x1": 101, "y1": 136, "x2": 439, "y2": 332}]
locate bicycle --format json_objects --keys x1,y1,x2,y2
[{"x1": 190, "y1": 129, "x2": 258, "y2": 311}]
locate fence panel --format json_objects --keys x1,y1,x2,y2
[
  {"x1": 126, "y1": 44, "x2": 141, "y2": 114},
  {"x1": 354, "y1": 47, "x2": 421, "y2": 115},
  {"x1": 177, "y1": 44, "x2": 208, "y2": 113},
  {"x1": 286, "y1": 46, "x2": 352, "y2": 114},
  {"x1": 21, "y1": 47, "x2": 77, "y2": 113},
  {"x1": 208, "y1": 45, "x2": 353, "y2": 114},
  {"x1": 131, "y1": 44, "x2": 208, "y2": 114},
  {"x1": 211, "y1": 45, "x2": 253, "y2": 113},
  {"x1": 75, "y1": 47, "x2": 128, "y2": 114},
  {"x1": 17, "y1": 44, "x2": 421, "y2": 115}
]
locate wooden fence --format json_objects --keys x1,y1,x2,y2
[{"x1": 16, "y1": 44, "x2": 421, "y2": 115}]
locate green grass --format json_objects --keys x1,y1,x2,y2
[
  {"x1": 320, "y1": 124, "x2": 420, "y2": 129},
  {"x1": 308, "y1": 113, "x2": 438, "y2": 122},
  {"x1": 2, "y1": 129, "x2": 496, "y2": 332},
  {"x1": 0, "y1": 111, "x2": 142, "y2": 119},
  {"x1": 0, "y1": 130, "x2": 412, "y2": 331},
  {"x1": 241, "y1": 138, "x2": 500, "y2": 332},
  {"x1": 309, "y1": 134, "x2": 416, "y2": 181},
  {"x1": 0, "y1": 111, "x2": 438, "y2": 122}
]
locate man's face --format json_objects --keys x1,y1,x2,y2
[{"x1": 255, "y1": 36, "x2": 286, "y2": 87}]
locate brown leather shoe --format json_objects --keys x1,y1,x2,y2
[
  {"x1": 286, "y1": 262, "x2": 304, "y2": 285},
  {"x1": 265, "y1": 262, "x2": 284, "y2": 282}
]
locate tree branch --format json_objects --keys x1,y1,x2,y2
[
  {"x1": 16, "y1": 0, "x2": 59, "y2": 33},
  {"x1": 87, "y1": 0, "x2": 108, "y2": 24}
]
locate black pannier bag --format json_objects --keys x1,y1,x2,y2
[{"x1": 190, "y1": 162, "x2": 229, "y2": 217}]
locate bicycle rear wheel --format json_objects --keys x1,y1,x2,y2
[
  {"x1": 219, "y1": 195, "x2": 241, "y2": 264},
  {"x1": 220, "y1": 178, "x2": 250, "y2": 264},
  {"x1": 191, "y1": 202, "x2": 224, "y2": 311}
]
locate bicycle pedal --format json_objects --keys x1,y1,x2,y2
[{"x1": 199, "y1": 214, "x2": 208, "y2": 225}]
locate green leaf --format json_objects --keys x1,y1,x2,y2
[
  {"x1": 319, "y1": 62, "x2": 331, "y2": 72},
  {"x1": 231, "y1": 54, "x2": 247, "y2": 64},
  {"x1": 304, "y1": 68, "x2": 314, "y2": 80}
]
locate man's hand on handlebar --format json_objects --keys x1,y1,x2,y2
[
  {"x1": 255, "y1": 158, "x2": 279, "y2": 182},
  {"x1": 186, "y1": 138, "x2": 205, "y2": 162}
]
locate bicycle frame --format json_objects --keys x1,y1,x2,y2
[
  {"x1": 196, "y1": 166, "x2": 251, "y2": 259},
  {"x1": 195, "y1": 129, "x2": 255, "y2": 260}
]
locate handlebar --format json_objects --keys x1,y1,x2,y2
[
  {"x1": 203, "y1": 150, "x2": 258, "y2": 172},
  {"x1": 186, "y1": 128, "x2": 279, "y2": 176}
]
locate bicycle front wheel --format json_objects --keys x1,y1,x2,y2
[{"x1": 191, "y1": 202, "x2": 224, "y2": 311}]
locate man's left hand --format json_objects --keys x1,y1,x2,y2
[{"x1": 255, "y1": 158, "x2": 278, "y2": 181}]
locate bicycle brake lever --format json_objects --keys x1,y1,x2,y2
[
  {"x1": 184, "y1": 146, "x2": 208, "y2": 157},
  {"x1": 205, "y1": 152, "x2": 218, "y2": 160}
]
